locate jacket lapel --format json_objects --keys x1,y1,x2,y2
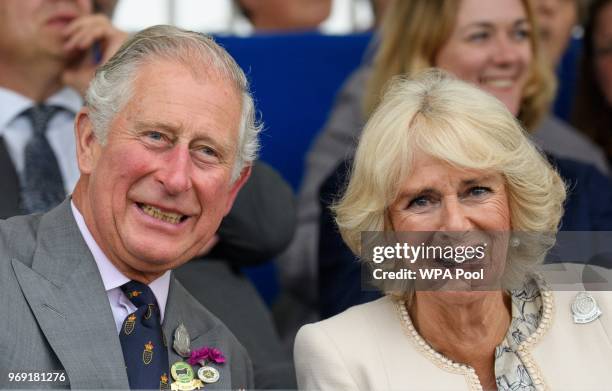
[
  {"x1": 11, "y1": 200, "x2": 129, "y2": 389},
  {"x1": 163, "y1": 278, "x2": 232, "y2": 390}
]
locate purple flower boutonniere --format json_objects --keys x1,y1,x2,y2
[
  {"x1": 187, "y1": 346, "x2": 226, "y2": 366},
  {"x1": 208, "y1": 348, "x2": 226, "y2": 364}
]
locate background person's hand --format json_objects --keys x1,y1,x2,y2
[{"x1": 61, "y1": 14, "x2": 128, "y2": 97}]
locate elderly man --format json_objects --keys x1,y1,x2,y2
[{"x1": 0, "y1": 25, "x2": 257, "y2": 390}]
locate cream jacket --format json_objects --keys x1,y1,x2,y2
[{"x1": 295, "y1": 265, "x2": 612, "y2": 390}]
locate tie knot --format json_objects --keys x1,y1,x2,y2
[
  {"x1": 121, "y1": 280, "x2": 158, "y2": 308},
  {"x1": 21, "y1": 105, "x2": 62, "y2": 136}
]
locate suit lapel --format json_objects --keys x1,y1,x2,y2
[
  {"x1": 163, "y1": 277, "x2": 232, "y2": 390},
  {"x1": 11, "y1": 201, "x2": 129, "y2": 389},
  {"x1": 0, "y1": 137, "x2": 21, "y2": 218}
]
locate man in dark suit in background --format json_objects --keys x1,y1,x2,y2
[
  {"x1": 1, "y1": 25, "x2": 257, "y2": 389},
  {"x1": 0, "y1": 0, "x2": 126, "y2": 217}
]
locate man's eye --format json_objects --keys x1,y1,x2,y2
[
  {"x1": 146, "y1": 131, "x2": 164, "y2": 141},
  {"x1": 197, "y1": 146, "x2": 218, "y2": 158}
]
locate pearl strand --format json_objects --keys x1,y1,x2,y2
[
  {"x1": 513, "y1": 274, "x2": 554, "y2": 391},
  {"x1": 395, "y1": 276, "x2": 554, "y2": 391},
  {"x1": 395, "y1": 299, "x2": 483, "y2": 391}
]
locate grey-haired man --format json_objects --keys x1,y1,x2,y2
[{"x1": 0, "y1": 25, "x2": 256, "y2": 389}]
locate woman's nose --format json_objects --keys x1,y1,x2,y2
[{"x1": 440, "y1": 198, "x2": 473, "y2": 232}]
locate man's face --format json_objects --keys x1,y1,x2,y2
[
  {"x1": 533, "y1": 0, "x2": 578, "y2": 66},
  {"x1": 0, "y1": 0, "x2": 92, "y2": 61},
  {"x1": 239, "y1": 0, "x2": 331, "y2": 30},
  {"x1": 77, "y1": 60, "x2": 249, "y2": 279}
]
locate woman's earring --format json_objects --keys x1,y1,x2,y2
[{"x1": 510, "y1": 236, "x2": 520, "y2": 248}]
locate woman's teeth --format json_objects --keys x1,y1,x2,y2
[{"x1": 482, "y1": 78, "x2": 514, "y2": 88}]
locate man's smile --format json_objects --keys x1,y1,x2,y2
[{"x1": 136, "y1": 203, "x2": 189, "y2": 225}]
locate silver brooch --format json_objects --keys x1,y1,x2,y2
[
  {"x1": 571, "y1": 292, "x2": 602, "y2": 324},
  {"x1": 173, "y1": 323, "x2": 192, "y2": 357}
]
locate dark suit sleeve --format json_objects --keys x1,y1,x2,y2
[
  {"x1": 210, "y1": 161, "x2": 297, "y2": 267},
  {"x1": 554, "y1": 156, "x2": 612, "y2": 231},
  {"x1": 581, "y1": 163, "x2": 612, "y2": 230},
  {"x1": 0, "y1": 137, "x2": 21, "y2": 219},
  {"x1": 318, "y1": 158, "x2": 381, "y2": 319}
]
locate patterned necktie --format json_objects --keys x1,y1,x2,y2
[
  {"x1": 120, "y1": 281, "x2": 170, "y2": 390},
  {"x1": 20, "y1": 105, "x2": 66, "y2": 214}
]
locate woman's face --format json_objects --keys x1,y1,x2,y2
[
  {"x1": 435, "y1": 0, "x2": 532, "y2": 116},
  {"x1": 388, "y1": 153, "x2": 512, "y2": 290},
  {"x1": 593, "y1": 2, "x2": 612, "y2": 107},
  {"x1": 389, "y1": 153, "x2": 511, "y2": 234}
]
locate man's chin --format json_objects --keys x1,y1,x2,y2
[{"x1": 125, "y1": 243, "x2": 193, "y2": 271}]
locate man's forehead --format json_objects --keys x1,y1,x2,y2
[
  {"x1": 134, "y1": 57, "x2": 238, "y2": 88},
  {"x1": 129, "y1": 60, "x2": 241, "y2": 106},
  {"x1": 113, "y1": 62, "x2": 242, "y2": 145}
]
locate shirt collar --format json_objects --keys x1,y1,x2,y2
[
  {"x1": 47, "y1": 87, "x2": 83, "y2": 114},
  {"x1": 0, "y1": 87, "x2": 83, "y2": 137},
  {"x1": 70, "y1": 200, "x2": 171, "y2": 320}
]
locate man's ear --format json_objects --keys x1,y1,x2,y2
[
  {"x1": 74, "y1": 108, "x2": 101, "y2": 175},
  {"x1": 224, "y1": 165, "x2": 252, "y2": 215}
]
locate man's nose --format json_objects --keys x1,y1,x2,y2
[{"x1": 157, "y1": 146, "x2": 193, "y2": 195}]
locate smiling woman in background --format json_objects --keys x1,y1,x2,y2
[
  {"x1": 295, "y1": 70, "x2": 612, "y2": 391},
  {"x1": 364, "y1": 0, "x2": 604, "y2": 167}
]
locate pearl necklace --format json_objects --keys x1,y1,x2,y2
[{"x1": 395, "y1": 275, "x2": 554, "y2": 391}]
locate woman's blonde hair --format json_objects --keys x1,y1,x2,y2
[
  {"x1": 364, "y1": 0, "x2": 555, "y2": 131},
  {"x1": 335, "y1": 70, "x2": 566, "y2": 290}
]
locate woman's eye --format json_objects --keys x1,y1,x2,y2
[
  {"x1": 595, "y1": 44, "x2": 612, "y2": 58},
  {"x1": 468, "y1": 31, "x2": 489, "y2": 42},
  {"x1": 407, "y1": 196, "x2": 432, "y2": 209},
  {"x1": 468, "y1": 186, "x2": 492, "y2": 197},
  {"x1": 513, "y1": 27, "x2": 531, "y2": 41}
]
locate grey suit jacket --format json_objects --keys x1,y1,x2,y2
[{"x1": 0, "y1": 200, "x2": 253, "y2": 389}]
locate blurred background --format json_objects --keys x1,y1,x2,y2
[{"x1": 113, "y1": 0, "x2": 378, "y2": 34}]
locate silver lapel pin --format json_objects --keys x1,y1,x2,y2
[{"x1": 571, "y1": 292, "x2": 602, "y2": 324}]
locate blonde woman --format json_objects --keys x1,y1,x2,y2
[
  {"x1": 281, "y1": 0, "x2": 612, "y2": 330},
  {"x1": 280, "y1": 0, "x2": 610, "y2": 325},
  {"x1": 294, "y1": 70, "x2": 612, "y2": 391}
]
